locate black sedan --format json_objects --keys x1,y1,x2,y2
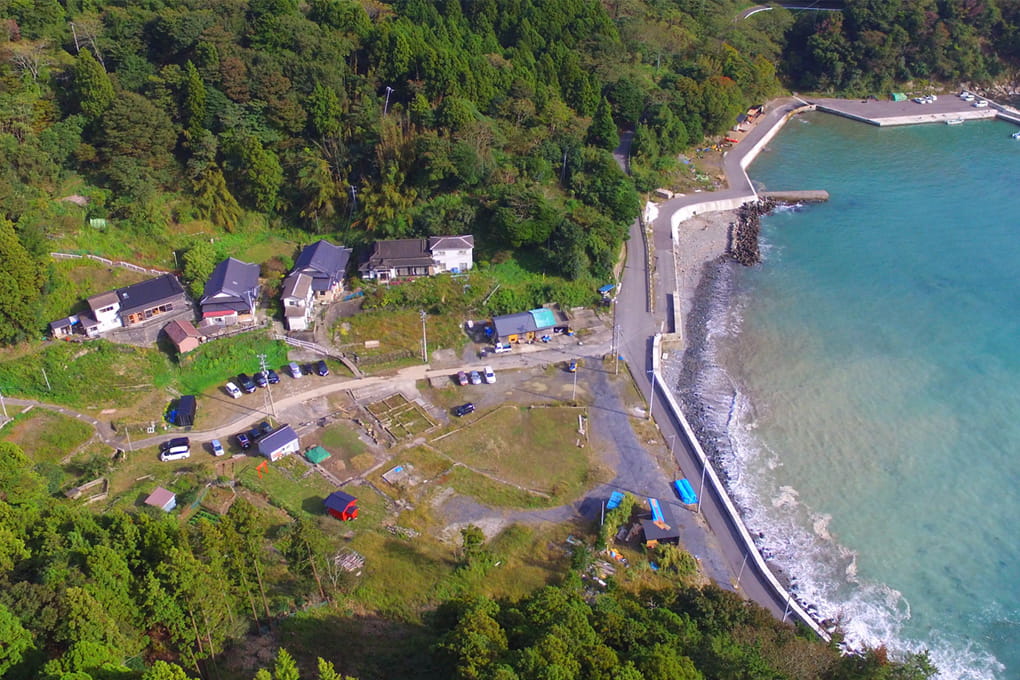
[{"x1": 453, "y1": 402, "x2": 476, "y2": 417}]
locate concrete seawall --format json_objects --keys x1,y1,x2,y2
[
  {"x1": 651, "y1": 333, "x2": 831, "y2": 641},
  {"x1": 656, "y1": 99, "x2": 833, "y2": 640}
]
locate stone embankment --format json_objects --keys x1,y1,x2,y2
[{"x1": 727, "y1": 198, "x2": 776, "y2": 266}]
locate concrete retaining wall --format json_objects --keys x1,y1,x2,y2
[{"x1": 651, "y1": 334, "x2": 831, "y2": 641}]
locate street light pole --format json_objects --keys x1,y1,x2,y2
[
  {"x1": 572, "y1": 364, "x2": 577, "y2": 401},
  {"x1": 384, "y1": 86, "x2": 393, "y2": 115},
  {"x1": 697, "y1": 462, "x2": 708, "y2": 514},
  {"x1": 420, "y1": 310, "x2": 428, "y2": 363}
]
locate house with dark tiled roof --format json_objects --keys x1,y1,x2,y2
[
  {"x1": 281, "y1": 240, "x2": 352, "y2": 331},
  {"x1": 60, "y1": 274, "x2": 189, "y2": 339},
  {"x1": 199, "y1": 258, "x2": 261, "y2": 326},
  {"x1": 359, "y1": 235, "x2": 473, "y2": 282},
  {"x1": 290, "y1": 240, "x2": 352, "y2": 302}
]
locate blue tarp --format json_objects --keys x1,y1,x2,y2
[
  {"x1": 673, "y1": 479, "x2": 697, "y2": 505},
  {"x1": 648, "y1": 498, "x2": 664, "y2": 523},
  {"x1": 606, "y1": 491, "x2": 624, "y2": 510},
  {"x1": 598, "y1": 284, "x2": 615, "y2": 294}
]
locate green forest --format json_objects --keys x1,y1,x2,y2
[
  {"x1": 0, "y1": 0, "x2": 793, "y2": 343},
  {"x1": 3, "y1": 0, "x2": 1019, "y2": 677}
]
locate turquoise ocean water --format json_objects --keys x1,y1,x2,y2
[{"x1": 705, "y1": 112, "x2": 1020, "y2": 679}]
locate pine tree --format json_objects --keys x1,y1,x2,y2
[
  {"x1": 182, "y1": 61, "x2": 207, "y2": 143},
  {"x1": 587, "y1": 97, "x2": 619, "y2": 151}
]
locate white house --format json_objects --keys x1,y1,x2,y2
[
  {"x1": 291, "y1": 240, "x2": 352, "y2": 302},
  {"x1": 359, "y1": 235, "x2": 474, "y2": 282},
  {"x1": 427, "y1": 235, "x2": 474, "y2": 274},
  {"x1": 83, "y1": 291, "x2": 122, "y2": 335},
  {"x1": 281, "y1": 272, "x2": 314, "y2": 331},
  {"x1": 258, "y1": 425, "x2": 300, "y2": 462}
]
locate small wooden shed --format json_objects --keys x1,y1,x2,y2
[
  {"x1": 144, "y1": 487, "x2": 177, "y2": 512},
  {"x1": 164, "y1": 319, "x2": 203, "y2": 353},
  {"x1": 324, "y1": 490, "x2": 359, "y2": 521}
]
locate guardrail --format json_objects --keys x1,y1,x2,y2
[
  {"x1": 51, "y1": 252, "x2": 171, "y2": 276},
  {"x1": 651, "y1": 333, "x2": 830, "y2": 641}
]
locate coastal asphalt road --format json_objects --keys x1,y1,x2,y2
[{"x1": 614, "y1": 99, "x2": 815, "y2": 620}]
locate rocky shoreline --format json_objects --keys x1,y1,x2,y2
[{"x1": 727, "y1": 198, "x2": 777, "y2": 266}]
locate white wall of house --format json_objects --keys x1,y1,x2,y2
[
  {"x1": 93, "y1": 303, "x2": 122, "y2": 333},
  {"x1": 265, "y1": 439, "x2": 300, "y2": 462},
  {"x1": 432, "y1": 247, "x2": 473, "y2": 273}
]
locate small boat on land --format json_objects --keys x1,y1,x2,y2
[
  {"x1": 946, "y1": 118, "x2": 964, "y2": 125},
  {"x1": 1012, "y1": 131, "x2": 1020, "y2": 139}
]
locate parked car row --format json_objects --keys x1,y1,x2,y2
[
  {"x1": 455, "y1": 366, "x2": 496, "y2": 386},
  {"x1": 227, "y1": 362, "x2": 328, "y2": 397}
]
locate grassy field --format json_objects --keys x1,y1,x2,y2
[
  {"x1": 175, "y1": 331, "x2": 290, "y2": 394},
  {"x1": 237, "y1": 455, "x2": 339, "y2": 521},
  {"x1": 336, "y1": 308, "x2": 465, "y2": 362},
  {"x1": 0, "y1": 331, "x2": 290, "y2": 412},
  {"x1": 0, "y1": 340, "x2": 173, "y2": 408},
  {"x1": 434, "y1": 405, "x2": 594, "y2": 502},
  {"x1": 1, "y1": 409, "x2": 94, "y2": 465}
]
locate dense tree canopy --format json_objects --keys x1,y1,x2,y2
[{"x1": 0, "y1": 0, "x2": 799, "y2": 341}]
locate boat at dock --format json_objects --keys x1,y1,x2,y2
[
  {"x1": 946, "y1": 118, "x2": 964, "y2": 125},
  {"x1": 1012, "y1": 130, "x2": 1020, "y2": 139}
]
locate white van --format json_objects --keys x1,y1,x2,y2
[
  {"x1": 225, "y1": 381, "x2": 242, "y2": 398},
  {"x1": 159, "y1": 437, "x2": 191, "y2": 462}
]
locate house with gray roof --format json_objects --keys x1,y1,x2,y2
[
  {"x1": 200, "y1": 257, "x2": 261, "y2": 326},
  {"x1": 491, "y1": 308, "x2": 558, "y2": 343},
  {"x1": 258, "y1": 425, "x2": 300, "y2": 462},
  {"x1": 290, "y1": 240, "x2": 352, "y2": 301},
  {"x1": 359, "y1": 235, "x2": 473, "y2": 282},
  {"x1": 281, "y1": 240, "x2": 352, "y2": 331},
  {"x1": 55, "y1": 274, "x2": 190, "y2": 339}
]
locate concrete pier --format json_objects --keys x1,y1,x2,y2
[{"x1": 763, "y1": 190, "x2": 829, "y2": 203}]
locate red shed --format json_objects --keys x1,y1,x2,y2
[{"x1": 324, "y1": 490, "x2": 359, "y2": 521}]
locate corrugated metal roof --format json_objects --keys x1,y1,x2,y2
[{"x1": 529, "y1": 308, "x2": 556, "y2": 329}]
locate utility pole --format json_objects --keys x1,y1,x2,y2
[
  {"x1": 737, "y1": 551, "x2": 748, "y2": 586},
  {"x1": 41, "y1": 367, "x2": 51, "y2": 391},
  {"x1": 172, "y1": 250, "x2": 179, "y2": 270},
  {"x1": 383, "y1": 86, "x2": 394, "y2": 115},
  {"x1": 571, "y1": 364, "x2": 578, "y2": 401},
  {"x1": 419, "y1": 310, "x2": 428, "y2": 363},
  {"x1": 125, "y1": 425, "x2": 133, "y2": 452},
  {"x1": 257, "y1": 353, "x2": 277, "y2": 419},
  {"x1": 646, "y1": 370, "x2": 655, "y2": 420}
]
